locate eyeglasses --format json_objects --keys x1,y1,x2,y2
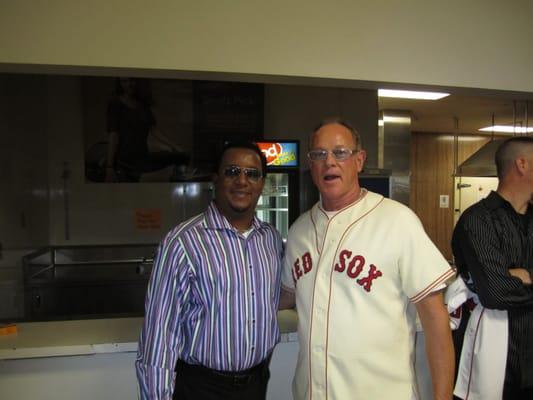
[
  {"x1": 307, "y1": 148, "x2": 358, "y2": 161},
  {"x1": 223, "y1": 165, "x2": 263, "y2": 182}
]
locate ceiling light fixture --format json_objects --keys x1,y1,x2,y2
[
  {"x1": 479, "y1": 125, "x2": 533, "y2": 133},
  {"x1": 378, "y1": 116, "x2": 411, "y2": 126},
  {"x1": 383, "y1": 115, "x2": 411, "y2": 124},
  {"x1": 378, "y1": 89, "x2": 450, "y2": 100}
]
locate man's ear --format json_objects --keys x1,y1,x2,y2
[
  {"x1": 515, "y1": 157, "x2": 528, "y2": 175},
  {"x1": 356, "y1": 150, "x2": 367, "y2": 172}
]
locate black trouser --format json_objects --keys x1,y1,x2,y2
[
  {"x1": 173, "y1": 358, "x2": 271, "y2": 400},
  {"x1": 503, "y1": 372, "x2": 533, "y2": 400},
  {"x1": 502, "y1": 384, "x2": 533, "y2": 400}
]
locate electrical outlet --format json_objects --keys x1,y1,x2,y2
[{"x1": 439, "y1": 195, "x2": 449, "y2": 208}]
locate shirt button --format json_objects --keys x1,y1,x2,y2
[{"x1": 251, "y1": 291, "x2": 255, "y2": 296}]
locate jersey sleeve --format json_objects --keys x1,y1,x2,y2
[{"x1": 397, "y1": 208, "x2": 455, "y2": 302}]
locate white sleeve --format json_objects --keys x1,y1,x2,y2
[{"x1": 397, "y1": 209, "x2": 454, "y2": 302}]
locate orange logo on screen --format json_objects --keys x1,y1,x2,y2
[{"x1": 257, "y1": 142, "x2": 283, "y2": 165}]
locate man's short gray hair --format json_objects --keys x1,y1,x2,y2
[{"x1": 310, "y1": 118, "x2": 362, "y2": 151}]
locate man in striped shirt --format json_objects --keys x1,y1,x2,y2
[
  {"x1": 135, "y1": 141, "x2": 284, "y2": 400},
  {"x1": 452, "y1": 136, "x2": 533, "y2": 399}
]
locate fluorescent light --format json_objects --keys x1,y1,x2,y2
[
  {"x1": 383, "y1": 115, "x2": 411, "y2": 124},
  {"x1": 479, "y1": 125, "x2": 533, "y2": 133},
  {"x1": 378, "y1": 116, "x2": 411, "y2": 126},
  {"x1": 378, "y1": 89, "x2": 450, "y2": 100}
]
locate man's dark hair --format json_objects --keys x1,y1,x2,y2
[
  {"x1": 310, "y1": 117, "x2": 362, "y2": 150},
  {"x1": 495, "y1": 136, "x2": 533, "y2": 179},
  {"x1": 214, "y1": 140, "x2": 267, "y2": 177}
]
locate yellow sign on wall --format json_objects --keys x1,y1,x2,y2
[{"x1": 134, "y1": 209, "x2": 161, "y2": 230}]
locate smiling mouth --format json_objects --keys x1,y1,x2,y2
[{"x1": 232, "y1": 190, "x2": 251, "y2": 197}]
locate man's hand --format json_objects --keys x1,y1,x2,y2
[
  {"x1": 279, "y1": 287, "x2": 296, "y2": 309},
  {"x1": 509, "y1": 268, "x2": 532, "y2": 284},
  {"x1": 416, "y1": 291, "x2": 454, "y2": 400}
]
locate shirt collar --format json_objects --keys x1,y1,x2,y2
[
  {"x1": 484, "y1": 190, "x2": 507, "y2": 211},
  {"x1": 203, "y1": 201, "x2": 265, "y2": 232},
  {"x1": 485, "y1": 190, "x2": 533, "y2": 218}
]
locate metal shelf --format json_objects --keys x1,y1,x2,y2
[{"x1": 22, "y1": 244, "x2": 157, "y2": 321}]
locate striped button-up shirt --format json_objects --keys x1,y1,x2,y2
[
  {"x1": 452, "y1": 191, "x2": 533, "y2": 388},
  {"x1": 135, "y1": 201, "x2": 283, "y2": 399}
]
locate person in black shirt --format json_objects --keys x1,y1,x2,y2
[{"x1": 452, "y1": 136, "x2": 533, "y2": 400}]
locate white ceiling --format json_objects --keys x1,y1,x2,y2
[{"x1": 378, "y1": 92, "x2": 532, "y2": 136}]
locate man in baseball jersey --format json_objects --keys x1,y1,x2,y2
[{"x1": 279, "y1": 119, "x2": 455, "y2": 400}]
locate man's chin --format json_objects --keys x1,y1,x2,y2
[{"x1": 230, "y1": 203, "x2": 251, "y2": 214}]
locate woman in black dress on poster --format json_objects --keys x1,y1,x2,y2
[{"x1": 105, "y1": 77, "x2": 188, "y2": 182}]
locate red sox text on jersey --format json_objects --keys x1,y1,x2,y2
[{"x1": 292, "y1": 250, "x2": 383, "y2": 292}]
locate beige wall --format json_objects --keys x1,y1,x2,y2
[{"x1": 1, "y1": 1, "x2": 533, "y2": 93}]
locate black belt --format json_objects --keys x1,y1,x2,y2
[{"x1": 175, "y1": 357, "x2": 270, "y2": 386}]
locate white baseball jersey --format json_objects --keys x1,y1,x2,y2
[
  {"x1": 445, "y1": 278, "x2": 508, "y2": 400},
  {"x1": 282, "y1": 190, "x2": 455, "y2": 400}
]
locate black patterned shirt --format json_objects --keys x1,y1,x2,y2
[{"x1": 452, "y1": 190, "x2": 533, "y2": 388}]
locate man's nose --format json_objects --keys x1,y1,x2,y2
[
  {"x1": 235, "y1": 171, "x2": 248, "y2": 184},
  {"x1": 325, "y1": 151, "x2": 337, "y2": 166}
]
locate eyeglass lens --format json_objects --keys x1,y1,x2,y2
[
  {"x1": 308, "y1": 148, "x2": 356, "y2": 161},
  {"x1": 224, "y1": 165, "x2": 262, "y2": 181}
]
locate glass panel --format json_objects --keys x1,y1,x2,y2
[{"x1": 257, "y1": 173, "x2": 289, "y2": 240}]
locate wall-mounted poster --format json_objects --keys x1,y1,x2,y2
[
  {"x1": 82, "y1": 77, "x2": 264, "y2": 183},
  {"x1": 82, "y1": 77, "x2": 194, "y2": 183}
]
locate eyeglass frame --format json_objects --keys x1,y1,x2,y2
[
  {"x1": 222, "y1": 165, "x2": 264, "y2": 182},
  {"x1": 307, "y1": 147, "x2": 359, "y2": 162}
]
